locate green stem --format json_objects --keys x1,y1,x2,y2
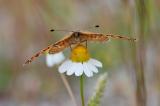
[{"x1": 80, "y1": 75, "x2": 85, "y2": 106}]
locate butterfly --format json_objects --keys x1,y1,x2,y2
[{"x1": 24, "y1": 25, "x2": 136, "y2": 65}]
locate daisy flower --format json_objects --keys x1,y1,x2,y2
[
  {"x1": 58, "y1": 44, "x2": 102, "y2": 77},
  {"x1": 46, "y1": 52, "x2": 65, "y2": 67}
]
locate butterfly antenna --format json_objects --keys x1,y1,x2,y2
[
  {"x1": 50, "y1": 29, "x2": 74, "y2": 32},
  {"x1": 50, "y1": 25, "x2": 100, "y2": 32},
  {"x1": 83, "y1": 25, "x2": 100, "y2": 31}
]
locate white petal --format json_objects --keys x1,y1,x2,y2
[
  {"x1": 87, "y1": 62, "x2": 98, "y2": 73},
  {"x1": 67, "y1": 62, "x2": 77, "y2": 75},
  {"x1": 58, "y1": 60, "x2": 72, "y2": 73},
  {"x1": 83, "y1": 62, "x2": 93, "y2": 77},
  {"x1": 89, "y1": 58, "x2": 102, "y2": 67},
  {"x1": 46, "y1": 52, "x2": 65, "y2": 67},
  {"x1": 75, "y1": 63, "x2": 83, "y2": 76},
  {"x1": 46, "y1": 54, "x2": 55, "y2": 67},
  {"x1": 52, "y1": 52, "x2": 65, "y2": 64}
]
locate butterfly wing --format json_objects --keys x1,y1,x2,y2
[
  {"x1": 24, "y1": 34, "x2": 73, "y2": 65},
  {"x1": 79, "y1": 31, "x2": 110, "y2": 42},
  {"x1": 48, "y1": 35, "x2": 72, "y2": 54},
  {"x1": 24, "y1": 45, "x2": 52, "y2": 65},
  {"x1": 80, "y1": 32, "x2": 136, "y2": 42},
  {"x1": 105, "y1": 34, "x2": 136, "y2": 41}
]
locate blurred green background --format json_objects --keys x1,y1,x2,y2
[{"x1": 0, "y1": 0, "x2": 160, "y2": 106}]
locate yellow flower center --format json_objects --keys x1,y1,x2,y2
[{"x1": 70, "y1": 44, "x2": 90, "y2": 62}]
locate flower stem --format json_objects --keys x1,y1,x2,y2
[{"x1": 80, "y1": 75, "x2": 85, "y2": 106}]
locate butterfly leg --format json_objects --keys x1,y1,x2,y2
[
  {"x1": 85, "y1": 40, "x2": 88, "y2": 48},
  {"x1": 69, "y1": 44, "x2": 73, "y2": 51}
]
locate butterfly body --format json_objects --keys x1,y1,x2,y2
[{"x1": 24, "y1": 31, "x2": 136, "y2": 65}]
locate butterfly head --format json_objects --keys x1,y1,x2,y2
[
  {"x1": 72, "y1": 31, "x2": 81, "y2": 42},
  {"x1": 73, "y1": 32, "x2": 80, "y2": 38}
]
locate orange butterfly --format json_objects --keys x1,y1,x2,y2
[{"x1": 24, "y1": 26, "x2": 136, "y2": 65}]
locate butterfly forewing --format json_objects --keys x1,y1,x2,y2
[
  {"x1": 48, "y1": 34, "x2": 73, "y2": 54},
  {"x1": 24, "y1": 33, "x2": 73, "y2": 65},
  {"x1": 80, "y1": 32, "x2": 136, "y2": 42},
  {"x1": 24, "y1": 45, "x2": 52, "y2": 65},
  {"x1": 80, "y1": 32, "x2": 109, "y2": 42}
]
